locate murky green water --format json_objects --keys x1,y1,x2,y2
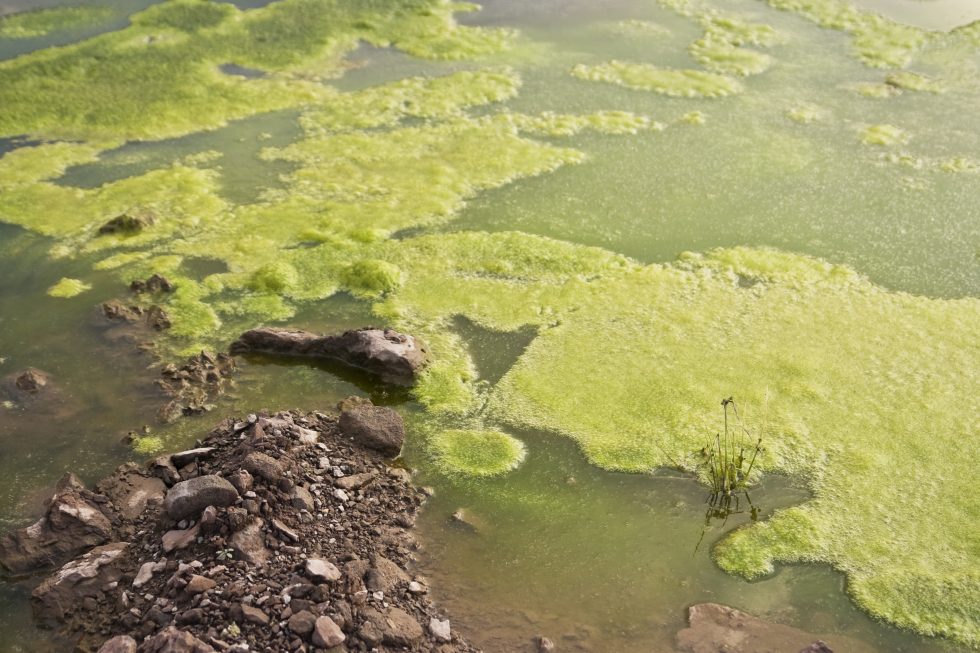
[{"x1": 1, "y1": 0, "x2": 978, "y2": 651}]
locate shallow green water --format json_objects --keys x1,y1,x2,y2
[{"x1": 0, "y1": 0, "x2": 978, "y2": 651}]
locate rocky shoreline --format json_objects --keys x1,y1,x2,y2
[{"x1": 1, "y1": 402, "x2": 472, "y2": 653}]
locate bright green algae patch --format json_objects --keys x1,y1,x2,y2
[
  {"x1": 571, "y1": 61, "x2": 742, "y2": 97},
  {"x1": 429, "y1": 428, "x2": 527, "y2": 476},
  {"x1": 0, "y1": 5, "x2": 113, "y2": 39},
  {"x1": 376, "y1": 237, "x2": 980, "y2": 646},
  {"x1": 860, "y1": 123, "x2": 910, "y2": 146},
  {"x1": 46, "y1": 277, "x2": 92, "y2": 298},
  {"x1": 0, "y1": 0, "x2": 515, "y2": 141}
]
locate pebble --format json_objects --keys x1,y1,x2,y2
[{"x1": 430, "y1": 617, "x2": 451, "y2": 642}]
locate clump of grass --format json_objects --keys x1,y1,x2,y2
[{"x1": 700, "y1": 396, "x2": 763, "y2": 500}]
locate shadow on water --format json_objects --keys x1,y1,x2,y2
[
  {"x1": 0, "y1": 136, "x2": 39, "y2": 156},
  {"x1": 234, "y1": 352, "x2": 412, "y2": 407},
  {"x1": 451, "y1": 315, "x2": 537, "y2": 386}
]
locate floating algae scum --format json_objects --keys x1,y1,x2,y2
[{"x1": 0, "y1": 0, "x2": 978, "y2": 650}]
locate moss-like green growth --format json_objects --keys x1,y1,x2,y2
[
  {"x1": 884, "y1": 71, "x2": 945, "y2": 94},
  {"x1": 364, "y1": 230, "x2": 980, "y2": 645},
  {"x1": 0, "y1": 5, "x2": 113, "y2": 39},
  {"x1": 429, "y1": 428, "x2": 527, "y2": 476},
  {"x1": 132, "y1": 435, "x2": 165, "y2": 455},
  {"x1": 342, "y1": 259, "x2": 404, "y2": 299},
  {"x1": 681, "y1": 110, "x2": 706, "y2": 125},
  {"x1": 860, "y1": 123, "x2": 910, "y2": 146},
  {"x1": 689, "y1": 15, "x2": 780, "y2": 77},
  {"x1": 248, "y1": 262, "x2": 299, "y2": 294},
  {"x1": 400, "y1": 241, "x2": 979, "y2": 646},
  {"x1": 765, "y1": 0, "x2": 927, "y2": 68},
  {"x1": 853, "y1": 82, "x2": 898, "y2": 98},
  {"x1": 0, "y1": 0, "x2": 514, "y2": 141},
  {"x1": 500, "y1": 110, "x2": 663, "y2": 136},
  {"x1": 301, "y1": 69, "x2": 522, "y2": 133},
  {"x1": 786, "y1": 104, "x2": 822, "y2": 124},
  {"x1": 571, "y1": 61, "x2": 742, "y2": 97},
  {"x1": 46, "y1": 277, "x2": 92, "y2": 298}
]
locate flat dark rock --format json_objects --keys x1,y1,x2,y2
[{"x1": 230, "y1": 327, "x2": 428, "y2": 386}]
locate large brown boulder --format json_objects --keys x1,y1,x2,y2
[
  {"x1": 338, "y1": 404, "x2": 405, "y2": 457},
  {"x1": 0, "y1": 473, "x2": 114, "y2": 575},
  {"x1": 31, "y1": 542, "x2": 128, "y2": 624},
  {"x1": 230, "y1": 327, "x2": 428, "y2": 386},
  {"x1": 164, "y1": 475, "x2": 239, "y2": 520}
]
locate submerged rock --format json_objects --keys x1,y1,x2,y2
[
  {"x1": 97, "y1": 211, "x2": 154, "y2": 235},
  {"x1": 155, "y1": 351, "x2": 235, "y2": 425},
  {"x1": 0, "y1": 473, "x2": 114, "y2": 575},
  {"x1": 338, "y1": 403, "x2": 405, "y2": 457},
  {"x1": 230, "y1": 326, "x2": 428, "y2": 386},
  {"x1": 129, "y1": 274, "x2": 174, "y2": 294},
  {"x1": 13, "y1": 368, "x2": 49, "y2": 393},
  {"x1": 676, "y1": 603, "x2": 855, "y2": 653}
]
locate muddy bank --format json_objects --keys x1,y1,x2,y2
[{"x1": 0, "y1": 403, "x2": 470, "y2": 653}]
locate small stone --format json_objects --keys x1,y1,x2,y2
[
  {"x1": 162, "y1": 524, "x2": 201, "y2": 553},
  {"x1": 139, "y1": 626, "x2": 216, "y2": 652},
  {"x1": 312, "y1": 616, "x2": 346, "y2": 648},
  {"x1": 272, "y1": 518, "x2": 300, "y2": 542},
  {"x1": 133, "y1": 561, "x2": 158, "y2": 588},
  {"x1": 289, "y1": 486, "x2": 315, "y2": 512},
  {"x1": 407, "y1": 581, "x2": 426, "y2": 594},
  {"x1": 287, "y1": 610, "x2": 317, "y2": 636},
  {"x1": 538, "y1": 636, "x2": 556, "y2": 652},
  {"x1": 333, "y1": 489, "x2": 349, "y2": 503},
  {"x1": 227, "y1": 469, "x2": 253, "y2": 495},
  {"x1": 429, "y1": 617, "x2": 451, "y2": 642},
  {"x1": 334, "y1": 472, "x2": 376, "y2": 491},
  {"x1": 176, "y1": 608, "x2": 204, "y2": 626},
  {"x1": 229, "y1": 518, "x2": 270, "y2": 566},
  {"x1": 185, "y1": 575, "x2": 216, "y2": 594},
  {"x1": 243, "y1": 452, "x2": 283, "y2": 482},
  {"x1": 170, "y1": 447, "x2": 216, "y2": 468},
  {"x1": 241, "y1": 604, "x2": 270, "y2": 626},
  {"x1": 305, "y1": 558, "x2": 342, "y2": 583}
]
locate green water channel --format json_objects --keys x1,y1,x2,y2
[{"x1": 0, "y1": 0, "x2": 978, "y2": 651}]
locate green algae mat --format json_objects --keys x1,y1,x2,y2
[{"x1": 1, "y1": 0, "x2": 979, "y2": 648}]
